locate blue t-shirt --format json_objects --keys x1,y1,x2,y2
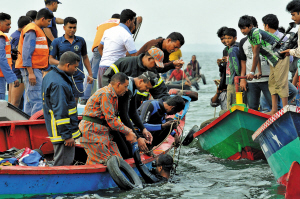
[
  {"x1": 9, "y1": 30, "x2": 22, "y2": 78},
  {"x1": 50, "y1": 35, "x2": 87, "y2": 80}
]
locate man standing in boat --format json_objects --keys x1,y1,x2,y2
[
  {"x1": 97, "y1": 9, "x2": 139, "y2": 88},
  {"x1": 79, "y1": 73, "x2": 137, "y2": 165},
  {"x1": 44, "y1": 0, "x2": 64, "y2": 46},
  {"x1": 42, "y1": 51, "x2": 81, "y2": 166},
  {"x1": 15, "y1": 8, "x2": 53, "y2": 116},
  {"x1": 216, "y1": 26, "x2": 228, "y2": 91},
  {"x1": 0, "y1": 13, "x2": 20, "y2": 100},
  {"x1": 239, "y1": 15, "x2": 289, "y2": 115},
  {"x1": 8, "y1": 16, "x2": 32, "y2": 109},
  {"x1": 49, "y1": 17, "x2": 93, "y2": 104},
  {"x1": 81, "y1": 14, "x2": 120, "y2": 105}
]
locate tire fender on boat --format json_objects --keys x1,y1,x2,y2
[
  {"x1": 169, "y1": 89, "x2": 198, "y2": 101},
  {"x1": 182, "y1": 125, "x2": 200, "y2": 146},
  {"x1": 107, "y1": 156, "x2": 143, "y2": 190},
  {"x1": 29, "y1": 110, "x2": 44, "y2": 120}
]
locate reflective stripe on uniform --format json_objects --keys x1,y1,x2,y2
[
  {"x1": 110, "y1": 64, "x2": 120, "y2": 73},
  {"x1": 49, "y1": 130, "x2": 81, "y2": 143},
  {"x1": 153, "y1": 77, "x2": 163, "y2": 88},
  {"x1": 49, "y1": 110, "x2": 58, "y2": 137},
  {"x1": 36, "y1": 37, "x2": 46, "y2": 41},
  {"x1": 35, "y1": 45, "x2": 48, "y2": 49},
  {"x1": 56, "y1": 118, "x2": 70, "y2": 126},
  {"x1": 68, "y1": 107, "x2": 77, "y2": 115},
  {"x1": 5, "y1": 41, "x2": 10, "y2": 45},
  {"x1": 137, "y1": 91, "x2": 149, "y2": 97},
  {"x1": 6, "y1": 54, "x2": 11, "y2": 58}
]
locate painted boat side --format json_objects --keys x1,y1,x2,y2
[
  {"x1": 194, "y1": 106, "x2": 269, "y2": 159},
  {"x1": 253, "y1": 107, "x2": 300, "y2": 184}
]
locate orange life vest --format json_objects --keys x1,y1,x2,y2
[
  {"x1": 0, "y1": 31, "x2": 12, "y2": 77},
  {"x1": 91, "y1": 18, "x2": 120, "y2": 51},
  {"x1": 15, "y1": 23, "x2": 48, "y2": 69}
]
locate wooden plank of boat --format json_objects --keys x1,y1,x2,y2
[
  {"x1": 193, "y1": 105, "x2": 270, "y2": 160},
  {"x1": 252, "y1": 105, "x2": 300, "y2": 186}
]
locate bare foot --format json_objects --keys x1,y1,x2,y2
[{"x1": 266, "y1": 110, "x2": 277, "y2": 116}]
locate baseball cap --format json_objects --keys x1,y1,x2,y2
[
  {"x1": 45, "y1": 0, "x2": 62, "y2": 4},
  {"x1": 147, "y1": 47, "x2": 164, "y2": 68}
]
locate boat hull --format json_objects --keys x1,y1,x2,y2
[
  {"x1": 252, "y1": 106, "x2": 300, "y2": 186},
  {"x1": 194, "y1": 106, "x2": 270, "y2": 160}
]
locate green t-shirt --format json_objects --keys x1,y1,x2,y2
[{"x1": 248, "y1": 28, "x2": 280, "y2": 66}]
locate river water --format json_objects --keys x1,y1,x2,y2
[{"x1": 50, "y1": 52, "x2": 284, "y2": 199}]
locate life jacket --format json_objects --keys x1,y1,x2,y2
[
  {"x1": 91, "y1": 18, "x2": 120, "y2": 51},
  {"x1": 0, "y1": 31, "x2": 12, "y2": 77},
  {"x1": 15, "y1": 23, "x2": 48, "y2": 69}
]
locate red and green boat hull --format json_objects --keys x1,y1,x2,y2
[
  {"x1": 193, "y1": 106, "x2": 270, "y2": 160},
  {"x1": 252, "y1": 105, "x2": 300, "y2": 186}
]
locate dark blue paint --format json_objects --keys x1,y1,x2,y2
[{"x1": 256, "y1": 112, "x2": 300, "y2": 159}]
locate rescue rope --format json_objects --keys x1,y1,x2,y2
[{"x1": 71, "y1": 68, "x2": 95, "y2": 94}]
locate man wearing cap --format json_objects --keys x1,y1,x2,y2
[
  {"x1": 102, "y1": 47, "x2": 170, "y2": 102},
  {"x1": 44, "y1": 0, "x2": 64, "y2": 46}
]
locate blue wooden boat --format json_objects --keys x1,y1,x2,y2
[
  {"x1": 252, "y1": 105, "x2": 300, "y2": 186},
  {"x1": 0, "y1": 95, "x2": 192, "y2": 198}
]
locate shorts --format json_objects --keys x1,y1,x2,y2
[{"x1": 268, "y1": 56, "x2": 289, "y2": 98}]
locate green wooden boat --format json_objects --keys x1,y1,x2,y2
[{"x1": 193, "y1": 105, "x2": 270, "y2": 160}]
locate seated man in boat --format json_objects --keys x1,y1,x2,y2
[
  {"x1": 190, "y1": 55, "x2": 201, "y2": 77},
  {"x1": 42, "y1": 51, "x2": 82, "y2": 166},
  {"x1": 137, "y1": 96, "x2": 185, "y2": 152},
  {"x1": 79, "y1": 73, "x2": 137, "y2": 165},
  {"x1": 112, "y1": 71, "x2": 159, "y2": 159},
  {"x1": 167, "y1": 65, "x2": 197, "y2": 88}
]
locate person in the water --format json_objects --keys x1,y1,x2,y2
[{"x1": 151, "y1": 154, "x2": 175, "y2": 181}]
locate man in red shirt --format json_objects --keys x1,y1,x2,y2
[{"x1": 167, "y1": 65, "x2": 191, "y2": 86}]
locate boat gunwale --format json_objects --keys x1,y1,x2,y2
[
  {"x1": 193, "y1": 105, "x2": 270, "y2": 138},
  {"x1": 252, "y1": 105, "x2": 300, "y2": 141}
]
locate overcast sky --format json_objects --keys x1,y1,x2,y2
[{"x1": 2, "y1": 0, "x2": 296, "y2": 52}]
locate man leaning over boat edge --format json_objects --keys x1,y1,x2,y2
[{"x1": 79, "y1": 73, "x2": 137, "y2": 165}]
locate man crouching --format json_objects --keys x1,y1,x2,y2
[{"x1": 79, "y1": 72, "x2": 137, "y2": 165}]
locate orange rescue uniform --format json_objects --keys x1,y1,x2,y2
[
  {"x1": 15, "y1": 23, "x2": 48, "y2": 69},
  {"x1": 0, "y1": 31, "x2": 12, "y2": 77}
]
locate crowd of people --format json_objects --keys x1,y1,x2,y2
[
  {"x1": 0, "y1": 0, "x2": 196, "y2": 181},
  {"x1": 211, "y1": 0, "x2": 300, "y2": 116}
]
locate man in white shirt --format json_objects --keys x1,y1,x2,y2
[{"x1": 97, "y1": 9, "x2": 137, "y2": 88}]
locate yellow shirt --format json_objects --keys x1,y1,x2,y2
[{"x1": 169, "y1": 49, "x2": 182, "y2": 61}]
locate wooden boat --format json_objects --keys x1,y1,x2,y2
[
  {"x1": 252, "y1": 105, "x2": 300, "y2": 188},
  {"x1": 193, "y1": 105, "x2": 270, "y2": 160},
  {"x1": 285, "y1": 161, "x2": 300, "y2": 199},
  {"x1": 0, "y1": 93, "x2": 194, "y2": 197}
]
